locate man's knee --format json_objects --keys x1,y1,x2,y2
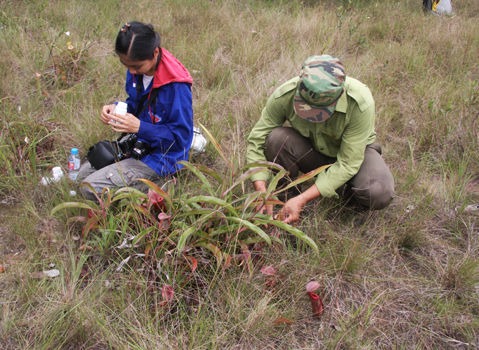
[
  {"x1": 353, "y1": 180, "x2": 395, "y2": 210},
  {"x1": 368, "y1": 181, "x2": 395, "y2": 210},
  {"x1": 264, "y1": 127, "x2": 292, "y2": 161}
]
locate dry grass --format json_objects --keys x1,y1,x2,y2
[{"x1": 1, "y1": 0, "x2": 479, "y2": 349}]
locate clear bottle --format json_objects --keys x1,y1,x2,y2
[{"x1": 68, "y1": 148, "x2": 81, "y2": 180}]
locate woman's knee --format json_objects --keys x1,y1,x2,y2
[
  {"x1": 79, "y1": 182, "x2": 99, "y2": 201},
  {"x1": 77, "y1": 161, "x2": 96, "y2": 182}
]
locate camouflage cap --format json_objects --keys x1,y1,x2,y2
[{"x1": 293, "y1": 55, "x2": 346, "y2": 123}]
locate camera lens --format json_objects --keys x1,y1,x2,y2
[{"x1": 132, "y1": 141, "x2": 151, "y2": 159}]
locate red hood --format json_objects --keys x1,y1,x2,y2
[{"x1": 152, "y1": 48, "x2": 193, "y2": 88}]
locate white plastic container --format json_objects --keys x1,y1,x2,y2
[
  {"x1": 112, "y1": 101, "x2": 127, "y2": 123},
  {"x1": 52, "y1": 166, "x2": 64, "y2": 180},
  {"x1": 191, "y1": 127, "x2": 207, "y2": 154},
  {"x1": 40, "y1": 167, "x2": 64, "y2": 185},
  {"x1": 68, "y1": 148, "x2": 81, "y2": 180}
]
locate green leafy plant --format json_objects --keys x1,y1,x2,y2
[{"x1": 51, "y1": 124, "x2": 326, "y2": 273}]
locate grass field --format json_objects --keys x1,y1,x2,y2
[{"x1": 1, "y1": 0, "x2": 479, "y2": 349}]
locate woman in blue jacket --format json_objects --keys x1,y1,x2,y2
[{"x1": 78, "y1": 21, "x2": 193, "y2": 200}]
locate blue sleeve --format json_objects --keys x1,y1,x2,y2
[
  {"x1": 124, "y1": 72, "x2": 137, "y2": 114},
  {"x1": 136, "y1": 82, "x2": 193, "y2": 153}
]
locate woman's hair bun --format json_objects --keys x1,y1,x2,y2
[{"x1": 115, "y1": 21, "x2": 161, "y2": 61}]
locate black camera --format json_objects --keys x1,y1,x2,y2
[
  {"x1": 132, "y1": 141, "x2": 152, "y2": 159},
  {"x1": 116, "y1": 134, "x2": 152, "y2": 160},
  {"x1": 116, "y1": 133, "x2": 136, "y2": 158},
  {"x1": 87, "y1": 134, "x2": 152, "y2": 170}
]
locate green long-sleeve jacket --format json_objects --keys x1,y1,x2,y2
[{"x1": 246, "y1": 76, "x2": 376, "y2": 198}]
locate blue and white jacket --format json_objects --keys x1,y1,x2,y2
[{"x1": 124, "y1": 49, "x2": 193, "y2": 176}]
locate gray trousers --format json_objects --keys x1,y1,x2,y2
[
  {"x1": 264, "y1": 127, "x2": 395, "y2": 210},
  {"x1": 77, "y1": 158, "x2": 161, "y2": 201}
]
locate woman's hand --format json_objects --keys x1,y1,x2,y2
[
  {"x1": 109, "y1": 112, "x2": 141, "y2": 134},
  {"x1": 100, "y1": 104, "x2": 116, "y2": 125}
]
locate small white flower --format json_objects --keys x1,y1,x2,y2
[{"x1": 65, "y1": 31, "x2": 70, "y2": 36}]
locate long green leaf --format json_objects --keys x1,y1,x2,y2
[
  {"x1": 131, "y1": 204, "x2": 157, "y2": 223},
  {"x1": 132, "y1": 226, "x2": 157, "y2": 246},
  {"x1": 228, "y1": 217, "x2": 271, "y2": 245},
  {"x1": 209, "y1": 223, "x2": 240, "y2": 237},
  {"x1": 185, "y1": 196, "x2": 238, "y2": 216},
  {"x1": 51, "y1": 202, "x2": 95, "y2": 216},
  {"x1": 194, "y1": 241, "x2": 223, "y2": 268},
  {"x1": 235, "y1": 196, "x2": 283, "y2": 211},
  {"x1": 114, "y1": 186, "x2": 148, "y2": 198},
  {"x1": 254, "y1": 218, "x2": 318, "y2": 254},
  {"x1": 177, "y1": 208, "x2": 227, "y2": 223},
  {"x1": 222, "y1": 167, "x2": 270, "y2": 197},
  {"x1": 244, "y1": 191, "x2": 262, "y2": 207},
  {"x1": 280, "y1": 164, "x2": 331, "y2": 192},
  {"x1": 242, "y1": 235, "x2": 283, "y2": 245},
  {"x1": 266, "y1": 169, "x2": 288, "y2": 198},
  {"x1": 240, "y1": 161, "x2": 286, "y2": 173},
  {"x1": 177, "y1": 226, "x2": 197, "y2": 255},
  {"x1": 79, "y1": 182, "x2": 102, "y2": 202},
  {"x1": 66, "y1": 216, "x2": 88, "y2": 224},
  {"x1": 199, "y1": 122, "x2": 231, "y2": 167},
  {"x1": 177, "y1": 161, "x2": 216, "y2": 196},
  {"x1": 137, "y1": 179, "x2": 173, "y2": 209},
  {"x1": 187, "y1": 163, "x2": 223, "y2": 183},
  {"x1": 82, "y1": 216, "x2": 99, "y2": 239}
]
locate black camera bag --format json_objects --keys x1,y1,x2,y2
[
  {"x1": 86, "y1": 140, "x2": 120, "y2": 170},
  {"x1": 86, "y1": 72, "x2": 161, "y2": 170}
]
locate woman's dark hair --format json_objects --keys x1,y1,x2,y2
[{"x1": 115, "y1": 21, "x2": 161, "y2": 61}]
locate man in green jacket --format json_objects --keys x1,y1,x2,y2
[{"x1": 246, "y1": 55, "x2": 395, "y2": 224}]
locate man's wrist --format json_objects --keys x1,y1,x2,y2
[{"x1": 253, "y1": 180, "x2": 267, "y2": 192}]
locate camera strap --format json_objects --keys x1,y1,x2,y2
[
  {"x1": 119, "y1": 51, "x2": 163, "y2": 142},
  {"x1": 133, "y1": 76, "x2": 161, "y2": 119},
  {"x1": 133, "y1": 49, "x2": 163, "y2": 119}
]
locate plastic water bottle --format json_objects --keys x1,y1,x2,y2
[
  {"x1": 68, "y1": 148, "x2": 81, "y2": 180},
  {"x1": 112, "y1": 101, "x2": 127, "y2": 123}
]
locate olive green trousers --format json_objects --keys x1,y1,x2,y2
[{"x1": 264, "y1": 127, "x2": 395, "y2": 210}]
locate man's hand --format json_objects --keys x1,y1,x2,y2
[
  {"x1": 253, "y1": 180, "x2": 274, "y2": 217},
  {"x1": 276, "y1": 185, "x2": 321, "y2": 224},
  {"x1": 276, "y1": 195, "x2": 306, "y2": 224}
]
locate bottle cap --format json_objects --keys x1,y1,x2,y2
[{"x1": 71, "y1": 148, "x2": 78, "y2": 155}]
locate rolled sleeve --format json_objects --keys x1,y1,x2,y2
[
  {"x1": 314, "y1": 102, "x2": 375, "y2": 198},
  {"x1": 246, "y1": 93, "x2": 287, "y2": 183}
]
